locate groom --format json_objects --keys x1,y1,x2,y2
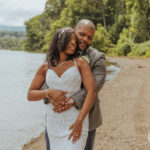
[{"x1": 43, "y1": 19, "x2": 106, "y2": 150}]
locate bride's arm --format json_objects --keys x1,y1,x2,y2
[
  {"x1": 68, "y1": 58, "x2": 96, "y2": 143},
  {"x1": 76, "y1": 58, "x2": 96, "y2": 121},
  {"x1": 27, "y1": 63, "x2": 48, "y2": 101},
  {"x1": 27, "y1": 63, "x2": 67, "y2": 102}
]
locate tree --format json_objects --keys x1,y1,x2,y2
[
  {"x1": 92, "y1": 24, "x2": 111, "y2": 53},
  {"x1": 42, "y1": 0, "x2": 105, "y2": 51},
  {"x1": 45, "y1": 0, "x2": 66, "y2": 21},
  {"x1": 126, "y1": 0, "x2": 149, "y2": 42},
  {"x1": 100, "y1": 0, "x2": 107, "y2": 30},
  {"x1": 24, "y1": 15, "x2": 45, "y2": 51},
  {"x1": 24, "y1": 0, "x2": 66, "y2": 51}
]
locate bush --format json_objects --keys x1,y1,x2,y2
[
  {"x1": 109, "y1": 14, "x2": 127, "y2": 44},
  {"x1": 0, "y1": 37, "x2": 24, "y2": 50},
  {"x1": 128, "y1": 40, "x2": 150, "y2": 57},
  {"x1": 117, "y1": 42, "x2": 131, "y2": 56},
  {"x1": 116, "y1": 28, "x2": 132, "y2": 56},
  {"x1": 145, "y1": 51, "x2": 150, "y2": 58},
  {"x1": 92, "y1": 24, "x2": 112, "y2": 53}
]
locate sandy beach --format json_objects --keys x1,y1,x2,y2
[{"x1": 23, "y1": 57, "x2": 150, "y2": 150}]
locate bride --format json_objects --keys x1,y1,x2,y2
[{"x1": 27, "y1": 27, "x2": 96, "y2": 150}]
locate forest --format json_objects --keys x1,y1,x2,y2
[
  {"x1": 24, "y1": 0, "x2": 150, "y2": 57},
  {"x1": 0, "y1": 31, "x2": 25, "y2": 50}
]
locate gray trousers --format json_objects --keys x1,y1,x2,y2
[{"x1": 44, "y1": 128, "x2": 96, "y2": 150}]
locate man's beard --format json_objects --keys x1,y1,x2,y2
[{"x1": 76, "y1": 40, "x2": 89, "y2": 51}]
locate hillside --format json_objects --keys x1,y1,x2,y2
[{"x1": 0, "y1": 25, "x2": 26, "y2": 32}]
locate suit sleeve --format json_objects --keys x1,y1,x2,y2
[
  {"x1": 72, "y1": 53, "x2": 106, "y2": 109},
  {"x1": 40, "y1": 82, "x2": 50, "y2": 104}
]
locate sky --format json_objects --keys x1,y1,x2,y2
[{"x1": 0, "y1": 0, "x2": 47, "y2": 27}]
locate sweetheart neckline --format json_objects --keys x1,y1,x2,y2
[{"x1": 48, "y1": 66, "x2": 77, "y2": 78}]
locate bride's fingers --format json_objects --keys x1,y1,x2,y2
[
  {"x1": 68, "y1": 131, "x2": 74, "y2": 140},
  {"x1": 69, "y1": 124, "x2": 74, "y2": 130},
  {"x1": 72, "y1": 133, "x2": 80, "y2": 143}
]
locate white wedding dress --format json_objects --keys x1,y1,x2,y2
[{"x1": 45, "y1": 59, "x2": 89, "y2": 150}]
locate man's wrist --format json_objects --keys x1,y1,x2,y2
[{"x1": 68, "y1": 98, "x2": 75, "y2": 106}]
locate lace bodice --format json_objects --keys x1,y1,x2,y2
[
  {"x1": 45, "y1": 59, "x2": 89, "y2": 137},
  {"x1": 46, "y1": 61, "x2": 82, "y2": 98}
]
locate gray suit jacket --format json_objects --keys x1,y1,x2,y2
[
  {"x1": 72, "y1": 47, "x2": 106, "y2": 131},
  {"x1": 41, "y1": 47, "x2": 106, "y2": 131}
]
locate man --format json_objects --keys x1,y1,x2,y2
[{"x1": 43, "y1": 19, "x2": 106, "y2": 150}]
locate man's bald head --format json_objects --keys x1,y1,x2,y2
[
  {"x1": 74, "y1": 19, "x2": 95, "y2": 51},
  {"x1": 76, "y1": 19, "x2": 95, "y2": 31}
]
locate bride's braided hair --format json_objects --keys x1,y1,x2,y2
[{"x1": 46, "y1": 28, "x2": 75, "y2": 67}]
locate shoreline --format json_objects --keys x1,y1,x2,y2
[
  {"x1": 22, "y1": 133, "x2": 45, "y2": 150},
  {"x1": 23, "y1": 57, "x2": 150, "y2": 150}
]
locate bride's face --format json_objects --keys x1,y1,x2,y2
[{"x1": 64, "y1": 33, "x2": 76, "y2": 55}]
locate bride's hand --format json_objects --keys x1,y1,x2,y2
[
  {"x1": 47, "y1": 89, "x2": 67, "y2": 104},
  {"x1": 68, "y1": 120, "x2": 83, "y2": 143}
]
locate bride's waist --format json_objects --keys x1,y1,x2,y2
[{"x1": 46, "y1": 103, "x2": 80, "y2": 120}]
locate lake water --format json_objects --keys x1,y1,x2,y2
[{"x1": 0, "y1": 50, "x2": 120, "y2": 150}]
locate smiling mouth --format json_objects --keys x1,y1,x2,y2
[
  {"x1": 69, "y1": 46, "x2": 75, "y2": 50},
  {"x1": 79, "y1": 43, "x2": 87, "y2": 48},
  {"x1": 80, "y1": 42, "x2": 86, "y2": 45}
]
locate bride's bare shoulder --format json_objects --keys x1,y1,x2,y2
[
  {"x1": 75, "y1": 57, "x2": 89, "y2": 73},
  {"x1": 75, "y1": 57, "x2": 88, "y2": 66},
  {"x1": 38, "y1": 62, "x2": 48, "y2": 74},
  {"x1": 76, "y1": 57, "x2": 85, "y2": 62}
]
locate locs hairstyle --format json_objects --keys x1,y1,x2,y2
[{"x1": 46, "y1": 27, "x2": 75, "y2": 67}]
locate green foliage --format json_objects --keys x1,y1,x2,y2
[
  {"x1": 45, "y1": 0, "x2": 66, "y2": 21},
  {"x1": 41, "y1": 0, "x2": 105, "y2": 52},
  {"x1": 116, "y1": 28, "x2": 133, "y2": 56},
  {"x1": 92, "y1": 24, "x2": 111, "y2": 53},
  {"x1": 145, "y1": 51, "x2": 150, "y2": 57},
  {"x1": 45, "y1": 0, "x2": 104, "y2": 30},
  {"x1": 42, "y1": 19, "x2": 66, "y2": 52},
  {"x1": 25, "y1": 0, "x2": 66, "y2": 51},
  {"x1": 0, "y1": 31, "x2": 25, "y2": 38},
  {"x1": 128, "y1": 41, "x2": 150, "y2": 57},
  {"x1": 109, "y1": 14, "x2": 126, "y2": 43},
  {"x1": 62, "y1": 0, "x2": 103, "y2": 26},
  {"x1": 127, "y1": 0, "x2": 149, "y2": 42},
  {"x1": 117, "y1": 42, "x2": 131, "y2": 56},
  {"x1": 0, "y1": 31, "x2": 25, "y2": 50},
  {"x1": 24, "y1": 0, "x2": 150, "y2": 57},
  {"x1": 24, "y1": 15, "x2": 45, "y2": 51},
  {"x1": 0, "y1": 38, "x2": 24, "y2": 50}
]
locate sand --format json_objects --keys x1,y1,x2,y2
[{"x1": 23, "y1": 57, "x2": 150, "y2": 150}]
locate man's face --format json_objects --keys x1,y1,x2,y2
[{"x1": 75, "y1": 25, "x2": 95, "y2": 51}]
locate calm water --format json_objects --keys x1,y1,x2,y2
[
  {"x1": 0, "y1": 50, "x2": 46, "y2": 150},
  {"x1": 0, "y1": 50, "x2": 120, "y2": 150}
]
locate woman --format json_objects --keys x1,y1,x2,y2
[{"x1": 27, "y1": 27, "x2": 96, "y2": 150}]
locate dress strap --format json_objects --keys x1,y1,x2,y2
[{"x1": 73, "y1": 58, "x2": 77, "y2": 67}]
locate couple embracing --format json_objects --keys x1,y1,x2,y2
[{"x1": 27, "y1": 19, "x2": 106, "y2": 150}]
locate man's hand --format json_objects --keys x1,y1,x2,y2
[
  {"x1": 47, "y1": 89, "x2": 67, "y2": 106},
  {"x1": 53, "y1": 97, "x2": 75, "y2": 113}
]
